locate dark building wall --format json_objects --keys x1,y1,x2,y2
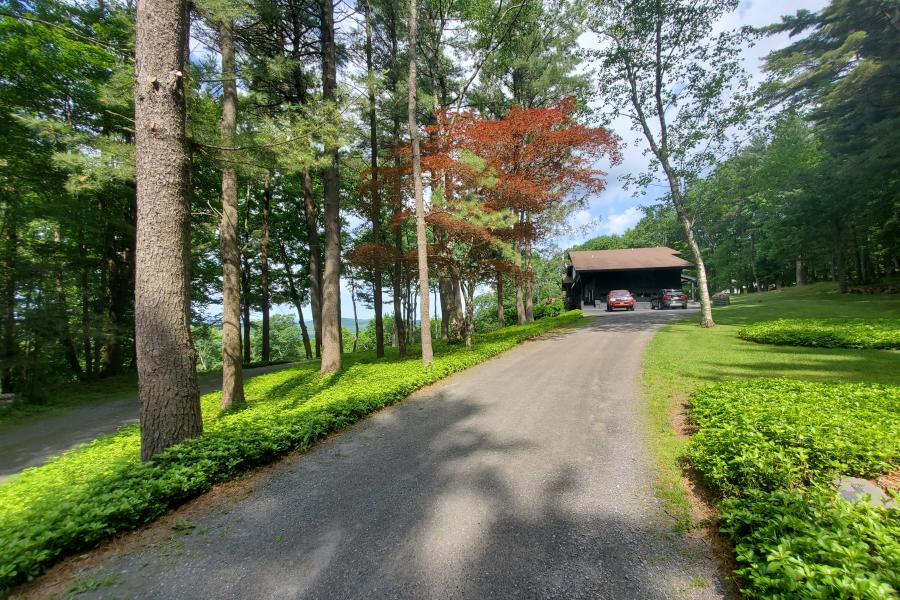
[{"x1": 574, "y1": 268, "x2": 683, "y2": 305}]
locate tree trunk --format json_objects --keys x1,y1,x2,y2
[
  {"x1": 407, "y1": 0, "x2": 432, "y2": 366},
  {"x1": 439, "y1": 277, "x2": 449, "y2": 339},
  {"x1": 350, "y1": 276, "x2": 359, "y2": 353},
  {"x1": 462, "y1": 280, "x2": 475, "y2": 348},
  {"x1": 831, "y1": 219, "x2": 848, "y2": 292},
  {"x1": 134, "y1": 0, "x2": 201, "y2": 460},
  {"x1": 1, "y1": 202, "x2": 17, "y2": 392},
  {"x1": 364, "y1": 0, "x2": 384, "y2": 359},
  {"x1": 674, "y1": 204, "x2": 714, "y2": 327},
  {"x1": 78, "y1": 232, "x2": 94, "y2": 378},
  {"x1": 319, "y1": 0, "x2": 342, "y2": 373},
  {"x1": 795, "y1": 253, "x2": 806, "y2": 286},
  {"x1": 496, "y1": 271, "x2": 505, "y2": 328},
  {"x1": 218, "y1": 18, "x2": 245, "y2": 408},
  {"x1": 524, "y1": 236, "x2": 534, "y2": 323},
  {"x1": 301, "y1": 170, "x2": 323, "y2": 357},
  {"x1": 388, "y1": 2, "x2": 405, "y2": 358},
  {"x1": 240, "y1": 251, "x2": 252, "y2": 363},
  {"x1": 53, "y1": 230, "x2": 83, "y2": 376},
  {"x1": 278, "y1": 239, "x2": 313, "y2": 359},
  {"x1": 260, "y1": 173, "x2": 272, "y2": 363}
]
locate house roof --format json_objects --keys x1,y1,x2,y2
[{"x1": 569, "y1": 247, "x2": 693, "y2": 271}]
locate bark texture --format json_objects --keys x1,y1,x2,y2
[
  {"x1": 407, "y1": 0, "x2": 433, "y2": 366},
  {"x1": 301, "y1": 170, "x2": 322, "y2": 357},
  {"x1": 319, "y1": 0, "x2": 343, "y2": 373},
  {"x1": 218, "y1": 19, "x2": 244, "y2": 408},
  {"x1": 365, "y1": 0, "x2": 385, "y2": 359},
  {"x1": 260, "y1": 173, "x2": 272, "y2": 362},
  {"x1": 134, "y1": 0, "x2": 201, "y2": 460}
]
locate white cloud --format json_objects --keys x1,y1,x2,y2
[{"x1": 599, "y1": 207, "x2": 643, "y2": 235}]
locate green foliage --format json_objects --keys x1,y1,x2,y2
[
  {"x1": 720, "y1": 488, "x2": 900, "y2": 599},
  {"x1": 0, "y1": 311, "x2": 582, "y2": 591},
  {"x1": 688, "y1": 379, "x2": 900, "y2": 494},
  {"x1": 687, "y1": 378, "x2": 900, "y2": 598},
  {"x1": 738, "y1": 318, "x2": 900, "y2": 350}
]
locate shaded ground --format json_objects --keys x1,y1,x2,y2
[
  {"x1": 33, "y1": 309, "x2": 733, "y2": 600},
  {"x1": 0, "y1": 362, "x2": 301, "y2": 480}
]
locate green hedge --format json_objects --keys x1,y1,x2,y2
[
  {"x1": 688, "y1": 379, "x2": 900, "y2": 598},
  {"x1": 738, "y1": 318, "x2": 900, "y2": 349},
  {"x1": 0, "y1": 311, "x2": 583, "y2": 592}
]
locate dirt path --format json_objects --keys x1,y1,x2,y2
[
  {"x1": 37, "y1": 310, "x2": 732, "y2": 600},
  {"x1": 0, "y1": 362, "x2": 302, "y2": 480}
]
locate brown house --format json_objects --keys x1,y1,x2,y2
[{"x1": 563, "y1": 247, "x2": 693, "y2": 308}]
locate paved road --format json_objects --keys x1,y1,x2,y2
[
  {"x1": 70, "y1": 309, "x2": 730, "y2": 600},
  {"x1": 0, "y1": 362, "x2": 302, "y2": 479}
]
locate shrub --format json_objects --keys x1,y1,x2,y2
[
  {"x1": 533, "y1": 299, "x2": 565, "y2": 320},
  {"x1": 738, "y1": 318, "x2": 900, "y2": 349},
  {"x1": 688, "y1": 379, "x2": 900, "y2": 494},
  {"x1": 721, "y1": 488, "x2": 900, "y2": 599},
  {"x1": 0, "y1": 311, "x2": 582, "y2": 592},
  {"x1": 687, "y1": 378, "x2": 900, "y2": 599}
]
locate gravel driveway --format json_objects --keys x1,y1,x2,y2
[
  {"x1": 0, "y1": 362, "x2": 302, "y2": 480},
  {"x1": 59, "y1": 311, "x2": 731, "y2": 599}
]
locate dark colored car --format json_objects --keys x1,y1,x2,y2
[
  {"x1": 651, "y1": 288, "x2": 688, "y2": 310},
  {"x1": 606, "y1": 290, "x2": 635, "y2": 312}
]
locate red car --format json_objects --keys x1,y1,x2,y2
[{"x1": 606, "y1": 290, "x2": 635, "y2": 312}]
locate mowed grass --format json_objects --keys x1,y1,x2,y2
[
  {"x1": 0, "y1": 312, "x2": 583, "y2": 592},
  {"x1": 643, "y1": 283, "x2": 900, "y2": 527}
]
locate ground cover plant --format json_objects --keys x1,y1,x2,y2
[
  {"x1": 738, "y1": 318, "x2": 900, "y2": 350},
  {"x1": 642, "y1": 283, "x2": 900, "y2": 596},
  {"x1": 0, "y1": 310, "x2": 583, "y2": 592},
  {"x1": 643, "y1": 283, "x2": 900, "y2": 525},
  {"x1": 688, "y1": 379, "x2": 900, "y2": 598}
]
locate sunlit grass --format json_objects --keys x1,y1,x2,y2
[{"x1": 642, "y1": 283, "x2": 900, "y2": 526}]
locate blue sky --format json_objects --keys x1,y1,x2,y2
[
  {"x1": 559, "y1": 0, "x2": 830, "y2": 251},
  {"x1": 269, "y1": 0, "x2": 829, "y2": 323}
]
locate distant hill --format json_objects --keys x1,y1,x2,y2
[{"x1": 303, "y1": 318, "x2": 370, "y2": 337}]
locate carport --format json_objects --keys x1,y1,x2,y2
[{"x1": 563, "y1": 247, "x2": 693, "y2": 308}]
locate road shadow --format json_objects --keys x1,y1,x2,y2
[{"x1": 73, "y1": 382, "x2": 732, "y2": 600}]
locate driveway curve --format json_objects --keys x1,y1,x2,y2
[
  {"x1": 0, "y1": 362, "x2": 302, "y2": 479},
  {"x1": 67, "y1": 310, "x2": 731, "y2": 599}
]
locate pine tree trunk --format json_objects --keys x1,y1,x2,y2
[
  {"x1": 407, "y1": 0, "x2": 432, "y2": 366},
  {"x1": 350, "y1": 276, "x2": 359, "y2": 353},
  {"x1": 278, "y1": 239, "x2": 313, "y2": 359},
  {"x1": 79, "y1": 232, "x2": 94, "y2": 378},
  {"x1": 301, "y1": 170, "x2": 323, "y2": 357},
  {"x1": 134, "y1": 0, "x2": 201, "y2": 460},
  {"x1": 319, "y1": 0, "x2": 342, "y2": 373},
  {"x1": 1, "y1": 201, "x2": 17, "y2": 392},
  {"x1": 463, "y1": 280, "x2": 475, "y2": 348},
  {"x1": 260, "y1": 173, "x2": 272, "y2": 363},
  {"x1": 218, "y1": 19, "x2": 244, "y2": 408},
  {"x1": 240, "y1": 250, "x2": 252, "y2": 364},
  {"x1": 388, "y1": 4, "x2": 405, "y2": 358},
  {"x1": 364, "y1": 0, "x2": 384, "y2": 358},
  {"x1": 54, "y1": 229, "x2": 83, "y2": 376},
  {"x1": 439, "y1": 278, "x2": 450, "y2": 339},
  {"x1": 524, "y1": 235, "x2": 534, "y2": 323},
  {"x1": 496, "y1": 271, "x2": 505, "y2": 328}
]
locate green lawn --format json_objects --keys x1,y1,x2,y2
[
  {"x1": 643, "y1": 283, "x2": 900, "y2": 526},
  {"x1": 0, "y1": 311, "x2": 583, "y2": 593},
  {"x1": 643, "y1": 284, "x2": 900, "y2": 597}
]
